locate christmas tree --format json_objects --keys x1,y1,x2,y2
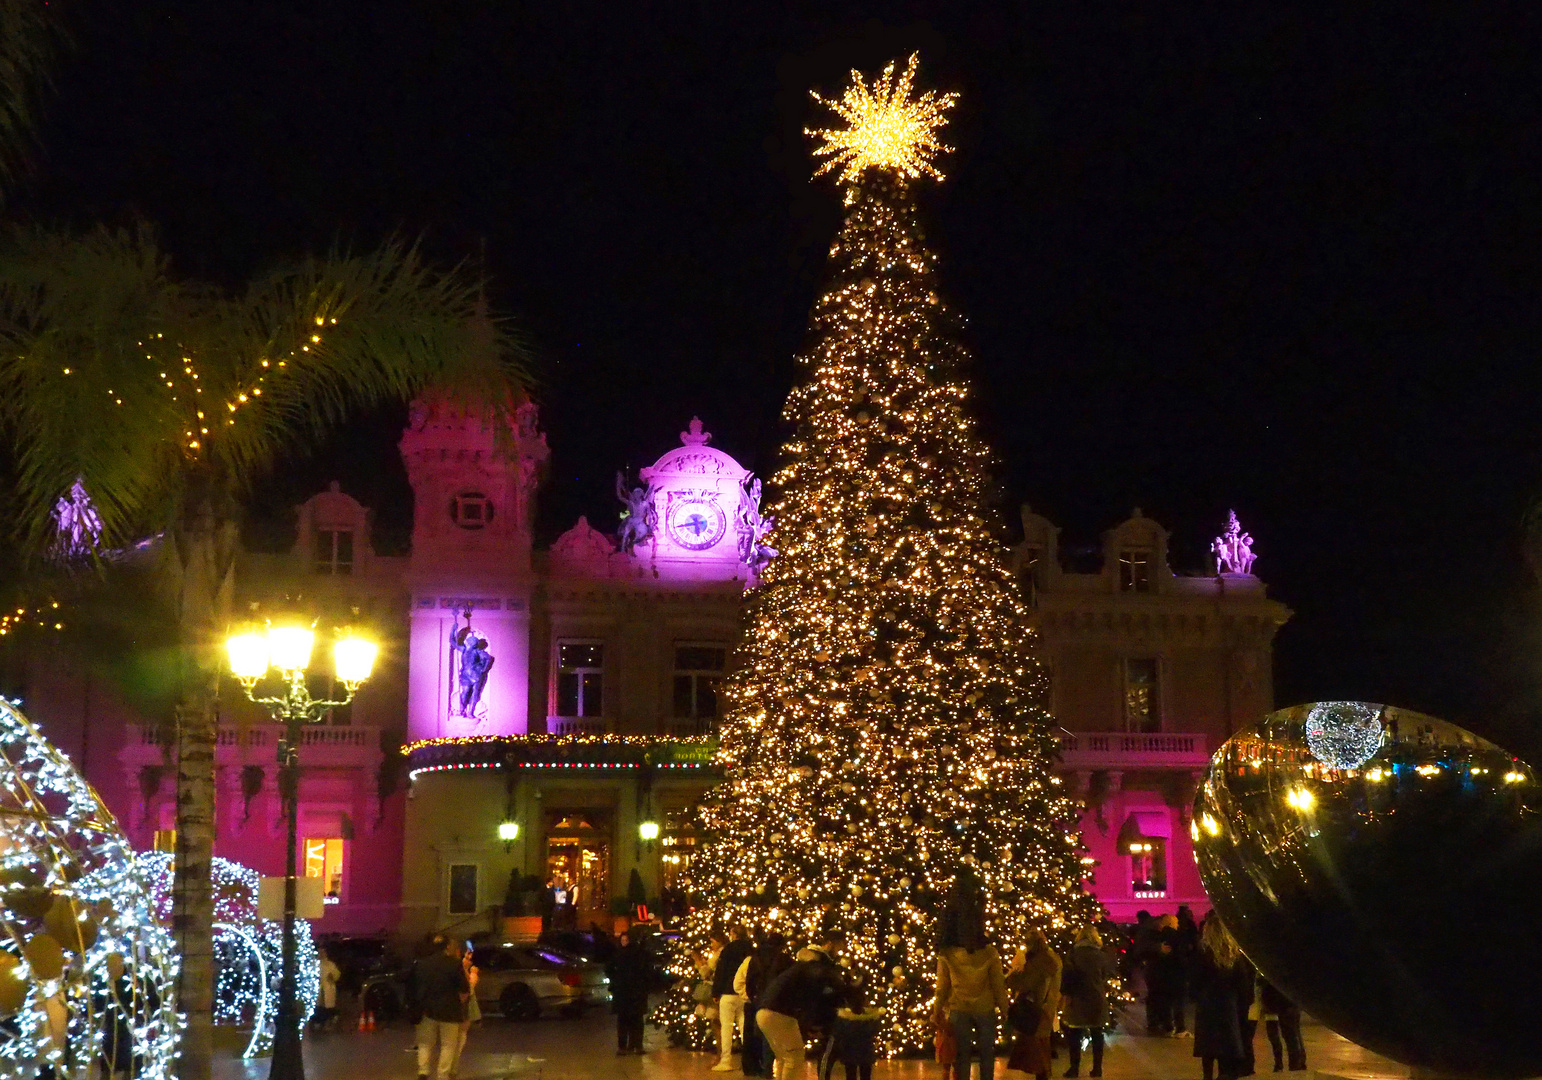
[{"x1": 664, "y1": 55, "x2": 1099, "y2": 1053}]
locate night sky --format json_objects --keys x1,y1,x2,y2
[{"x1": 16, "y1": 4, "x2": 1542, "y2": 753}]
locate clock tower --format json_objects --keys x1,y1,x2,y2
[{"x1": 400, "y1": 394, "x2": 549, "y2": 739}]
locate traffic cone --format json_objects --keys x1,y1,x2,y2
[
  {"x1": 357, "y1": 1011, "x2": 367, "y2": 1032},
  {"x1": 365, "y1": 1011, "x2": 376, "y2": 1032}
]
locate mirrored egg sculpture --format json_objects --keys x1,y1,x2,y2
[
  {"x1": 1194, "y1": 702, "x2": 1541, "y2": 1078},
  {"x1": 0, "y1": 698, "x2": 182, "y2": 1079}
]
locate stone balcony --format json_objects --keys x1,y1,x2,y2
[
  {"x1": 1056, "y1": 730, "x2": 1211, "y2": 772},
  {"x1": 121, "y1": 722, "x2": 382, "y2": 771},
  {"x1": 544, "y1": 716, "x2": 720, "y2": 739}
]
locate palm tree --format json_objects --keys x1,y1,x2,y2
[
  {"x1": 0, "y1": 224, "x2": 531, "y2": 1080},
  {"x1": 0, "y1": 0, "x2": 67, "y2": 200}
]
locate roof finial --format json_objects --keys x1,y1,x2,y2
[{"x1": 681, "y1": 417, "x2": 712, "y2": 446}]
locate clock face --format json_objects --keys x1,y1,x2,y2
[{"x1": 665, "y1": 493, "x2": 727, "y2": 551}]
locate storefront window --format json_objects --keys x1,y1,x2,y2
[{"x1": 304, "y1": 837, "x2": 346, "y2": 903}]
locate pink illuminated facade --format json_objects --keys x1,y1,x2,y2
[
  {"x1": 14, "y1": 402, "x2": 1289, "y2": 940},
  {"x1": 1015, "y1": 506, "x2": 1292, "y2": 920}
]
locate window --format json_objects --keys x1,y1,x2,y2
[
  {"x1": 556, "y1": 642, "x2": 603, "y2": 718},
  {"x1": 313, "y1": 529, "x2": 354, "y2": 574},
  {"x1": 447, "y1": 863, "x2": 479, "y2": 915},
  {"x1": 1129, "y1": 836, "x2": 1167, "y2": 895},
  {"x1": 1124, "y1": 658, "x2": 1161, "y2": 733},
  {"x1": 1118, "y1": 549, "x2": 1150, "y2": 592},
  {"x1": 304, "y1": 838, "x2": 346, "y2": 902},
  {"x1": 450, "y1": 491, "x2": 494, "y2": 530},
  {"x1": 672, "y1": 644, "x2": 726, "y2": 720}
]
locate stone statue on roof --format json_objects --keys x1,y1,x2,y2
[
  {"x1": 615, "y1": 471, "x2": 659, "y2": 553},
  {"x1": 1212, "y1": 510, "x2": 1257, "y2": 575}
]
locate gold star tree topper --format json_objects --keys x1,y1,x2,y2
[{"x1": 808, "y1": 53, "x2": 958, "y2": 184}]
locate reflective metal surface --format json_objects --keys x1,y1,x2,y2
[{"x1": 1194, "y1": 703, "x2": 1542, "y2": 1079}]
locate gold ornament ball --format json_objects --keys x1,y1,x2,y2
[
  {"x1": 44, "y1": 895, "x2": 99, "y2": 953},
  {"x1": 23, "y1": 933, "x2": 66, "y2": 981}
]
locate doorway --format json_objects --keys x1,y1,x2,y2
[{"x1": 544, "y1": 811, "x2": 611, "y2": 930}]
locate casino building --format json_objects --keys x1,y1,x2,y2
[{"x1": 25, "y1": 400, "x2": 1289, "y2": 938}]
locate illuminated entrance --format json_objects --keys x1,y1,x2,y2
[{"x1": 544, "y1": 811, "x2": 611, "y2": 929}]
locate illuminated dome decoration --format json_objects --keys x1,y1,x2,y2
[
  {"x1": 139, "y1": 853, "x2": 318, "y2": 1057},
  {"x1": 1195, "y1": 703, "x2": 1542, "y2": 1078},
  {"x1": 808, "y1": 53, "x2": 959, "y2": 184},
  {"x1": 0, "y1": 698, "x2": 181, "y2": 1080},
  {"x1": 1303, "y1": 700, "x2": 1384, "y2": 769}
]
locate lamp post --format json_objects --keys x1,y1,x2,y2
[{"x1": 226, "y1": 623, "x2": 377, "y2": 1080}]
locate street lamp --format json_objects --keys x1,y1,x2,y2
[{"x1": 226, "y1": 622, "x2": 377, "y2": 1080}]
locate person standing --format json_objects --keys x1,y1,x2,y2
[
  {"x1": 607, "y1": 929, "x2": 652, "y2": 1055},
  {"x1": 315, "y1": 947, "x2": 341, "y2": 1031},
  {"x1": 935, "y1": 910, "x2": 1009, "y2": 1080},
  {"x1": 713, "y1": 924, "x2": 755, "y2": 1072},
  {"x1": 831, "y1": 995, "x2": 886, "y2": 1080},
  {"x1": 741, "y1": 932, "x2": 792, "y2": 1077},
  {"x1": 1060, "y1": 926, "x2": 1117, "y2": 1078},
  {"x1": 1005, "y1": 930, "x2": 1060, "y2": 1080},
  {"x1": 1192, "y1": 918, "x2": 1253, "y2": 1080},
  {"x1": 1257, "y1": 977, "x2": 1306, "y2": 1072},
  {"x1": 412, "y1": 937, "x2": 469, "y2": 1080},
  {"x1": 1150, "y1": 914, "x2": 1186, "y2": 1036},
  {"x1": 756, "y1": 932, "x2": 851, "y2": 1080},
  {"x1": 454, "y1": 942, "x2": 481, "y2": 1073}
]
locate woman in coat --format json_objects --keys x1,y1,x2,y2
[
  {"x1": 935, "y1": 914, "x2": 1009, "y2": 1080},
  {"x1": 1192, "y1": 918, "x2": 1255, "y2": 1080},
  {"x1": 1060, "y1": 925, "x2": 1117, "y2": 1078},
  {"x1": 1004, "y1": 929, "x2": 1061, "y2": 1080}
]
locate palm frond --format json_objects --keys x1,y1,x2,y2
[
  {"x1": 0, "y1": 227, "x2": 536, "y2": 559},
  {"x1": 209, "y1": 239, "x2": 532, "y2": 484},
  {"x1": 0, "y1": 225, "x2": 190, "y2": 550},
  {"x1": 0, "y1": 0, "x2": 68, "y2": 199}
]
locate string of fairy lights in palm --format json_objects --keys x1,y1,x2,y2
[
  {"x1": 661, "y1": 55, "x2": 1100, "y2": 1054},
  {"x1": 53, "y1": 315, "x2": 339, "y2": 456}
]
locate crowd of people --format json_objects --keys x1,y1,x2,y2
[
  {"x1": 681, "y1": 897, "x2": 1308, "y2": 1080},
  {"x1": 1129, "y1": 908, "x2": 1308, "y2": 1080}
]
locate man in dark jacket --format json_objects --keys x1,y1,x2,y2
[
  {"x1": 712, "y1": 925, "x2": 755, "y2": 1072},
  {"x1": 756, "y1": 935, "x2": 851, "y2": 1080},
  {"x1": 606, "y1": 929, "x2": 653, "y2": 1055},
  {"x1": 411, "y1": 938, "x2": 469, "y2": 1080}
]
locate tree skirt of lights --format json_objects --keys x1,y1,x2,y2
[
  {"x1": 0, "y1": 698, "x2": 182, "y2": 1080},
  {"x1": 139, "y1": 853, "x2": 318, "y2": 1057}
]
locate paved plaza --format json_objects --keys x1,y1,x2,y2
[{"x1": 213, "y1": 1008, "x2": 1408, "y2": 1080}]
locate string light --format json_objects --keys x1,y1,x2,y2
[
  {"x1": 660, "y1": 57, "x2": 1099, "y2": 1055},
  {"x1": 808, "y1": 54, "x2": 958, "y2": 185},
  {"x1": 0, "y1": 698, "x2": 182, "y2": 1079},
  {"x1": 138, "y1": 853, "x2": 318, "y2": 1057}
]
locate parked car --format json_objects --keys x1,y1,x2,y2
[
  {"x1": 536, "y1": 928, "x2": 616, "y2": 965},
  {"x1": 471, "y1": 941, "x2": 611, "y2": 1021}
]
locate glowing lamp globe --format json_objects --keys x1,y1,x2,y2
[
  {"x1": 266, "y1": 626, "x2": 315, "y2": 673},
  {"x1": 333, "y1": 636, "x2": 378, "y2": 687},
  {"x1": 1195, "y1": 703, "x2": 1542, "y2": 1078},
  {"x1": 638, "y1": 821, "x2": 661, "y2": 841},
  {"x1": 497, "y1": 821, "x2": 520, "y2": 842},
  {"x1": 225, "y1": 632, "x2": 270, "y2": 682}
]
